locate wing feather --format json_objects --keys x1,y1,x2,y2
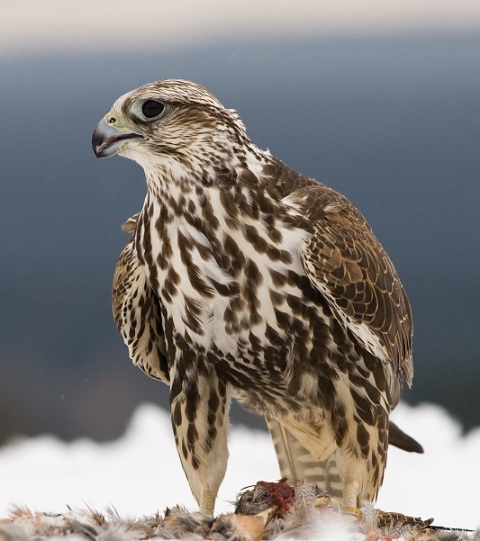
[
  {"x1": 113, "y1": 215, "x2": 170, "y2": 383},
  {"x1": 281, "y1": 179, "x2": 413, "y2": 391}
]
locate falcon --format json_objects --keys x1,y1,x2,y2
[{"x1": 92, "y1": 79, "x2": 422, "y2": 516}]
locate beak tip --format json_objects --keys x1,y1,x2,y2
[{"x1": 92, "y1": 140, "x2": 107, "y2": 159}]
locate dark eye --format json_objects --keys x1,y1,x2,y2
[{"x1": 142, "y1": 100, "x2": 165, "y2": 118}]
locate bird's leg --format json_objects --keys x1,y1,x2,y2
[
  {"x1": 333, "y1": 402, "x2": 389, "y2": 519},
  {"x1": 335, "y1": 449, "x2": 365, "y2": 518},
  {"x1": 169, "y1": 368, "x2": 231, "y2": 516},
  {"x1": 342, "y1": 481, "x2": 363, "y2": 518}
]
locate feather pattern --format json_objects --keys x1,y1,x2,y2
[{"x1": 93, "y1": 79, "x2": 422, "y2": 515}]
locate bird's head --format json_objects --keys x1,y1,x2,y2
[{"x1": 92, "y1": 79, "x2": 254, "y2": 184}]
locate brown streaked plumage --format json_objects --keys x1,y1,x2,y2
[{"x1": 93, "y1": 79, "x2": 422, "y2": 515}]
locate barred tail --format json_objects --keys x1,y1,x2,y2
[{"x1": 265, "y1": 417, "x2": 343, "y2": 500}]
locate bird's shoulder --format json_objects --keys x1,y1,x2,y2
[
  {"x1": 262, "y1": 158, "x2": 358, "y2": 221},
  {"x1": 266, "y1": 159, "x2": 413, "y2": 387}
]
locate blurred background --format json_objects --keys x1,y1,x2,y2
[{"x1": 1, "y1": 0, "x2": 479, "y2": 444}]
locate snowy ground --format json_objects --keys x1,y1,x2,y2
[{"x1": 1, "y1": 402, "x2": 478, "y2": 530}]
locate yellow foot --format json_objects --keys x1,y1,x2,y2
[
  {"x1": 342, "y1": 481, "x2": 363, "y2": 520},
  {"x1": 199, "y1": 488, "x2": 216, "y2": 516},
  {"x1": 342, "y1": 507, "x2": 363, "y2": 520}
]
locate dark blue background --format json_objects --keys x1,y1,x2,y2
[{"x1": 1, "y1": 34, "x2": 479, "y2": 442}]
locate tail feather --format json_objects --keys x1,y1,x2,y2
[
  {"x1": 388, "y1": 421, "x2": 424, "y2": 453},
  {"x1": 265, "y1": 417, "x2": 343, "y2": 500},
  {"x1": 266, "y1": 417, "x2": 423, "y2": 503}
]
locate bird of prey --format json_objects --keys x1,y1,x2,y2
[{"x1": 92, "y1": 79, "x2": 422, "y2": 516}]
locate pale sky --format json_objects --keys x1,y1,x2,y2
[{"x1": 2, "y1": 0, "x2": 480, "y2": 57}]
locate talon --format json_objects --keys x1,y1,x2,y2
[{"x1": 342, "y1": 506, "x2": 363, "y2": 519}]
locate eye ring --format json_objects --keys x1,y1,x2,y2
[{"x1": 131, "y1": 99, "x2": 166, "y2": 122}]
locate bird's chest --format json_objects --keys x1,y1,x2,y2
[{"x1": 137, "y1": 202, "x2": 312, "y2": 360}]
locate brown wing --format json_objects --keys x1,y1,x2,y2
[
  {"x1": 283, "y1": 182, "x2": 413, "y2": 393},
  {"x1": 113, "y1": 216, "x2": 170, "y2": 383}
]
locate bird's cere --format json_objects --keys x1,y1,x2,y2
[{"x1": 92, "y1": 117, "x2": 143, "y2": 158}]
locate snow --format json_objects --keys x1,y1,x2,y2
[{"x1": 0, "y1": 402, "x2": 479, "y2": 530}]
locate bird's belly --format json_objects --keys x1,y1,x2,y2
[
  {"x1": 164, "y1": 275, "x2": 307, "y2": 354},
  {"x1": 159, "y1": 260, "x2": 314, "y2": 358},
  {"x1": 141, "y1": 204, "x2": 350, "y2": 410},
  {"x1": 143, "y1": 220, "x2": 376, "y2": 421},
  {"x1": 159, "y1": 261, "x2": 338, "y2": 416},
  {"x1": 148, "y1": 216, "x2": 314, "y2": 352}
]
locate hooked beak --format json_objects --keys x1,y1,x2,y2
[{"x1": 92, "y1": 117, "x2": 143, "y2": 158}]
